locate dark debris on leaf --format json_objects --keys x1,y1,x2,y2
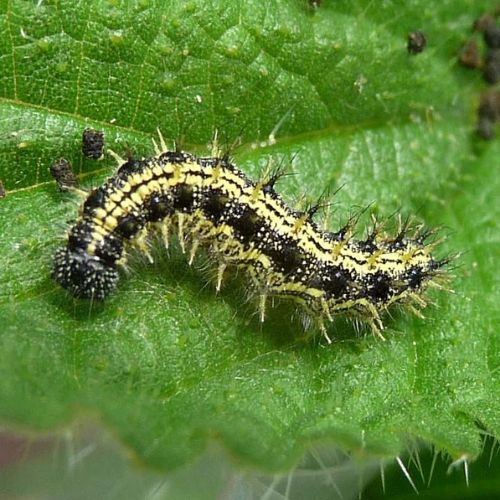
[
  {"x1": 82, "y1": 128, "x2": 105, "y2": 160},
  {"x1": 407, "y1": 31, "x2": 427, "y2": 54},
  {"x1": 484, "y1": 23, "x2": 500, "y2": 48},
  {"x1": 460, "y1": 7, "x2": 500, "y2": 140},
  {"x1": 473, "y1": 14, "x2": 495, "y2": 33},
  {"x1": 484, "y1": 49, "x2": 500, "y2": 83},
  {"x1": 50, "y1": 158, "x2": 78, "y2": 191},
  {"x1": 477, "y1": 90, "x2": 500, "y2": 139},
  {"x1": 458, "y1": 39, "x2": 482, "y2": 69}
]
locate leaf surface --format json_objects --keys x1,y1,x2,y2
[{"x1": 0, "y1": 0, "x2": 498, "y2": 471}]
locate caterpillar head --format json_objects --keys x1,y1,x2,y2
[{"x1": 52, "y1": 247, "x2": 119, "y2": 300}]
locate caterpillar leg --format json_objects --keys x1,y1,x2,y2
[
  {"x1": 132, "y1": 233, "x2": 154, "y2": 264},
  {"x1": 216, "y1": 263, "x2": 226, "y2": 292},
  {"x1": 177, "y1": 214, "x2": 186, "y2": 253},
  {"x1": 161, "y1": 220, "x2": 171, "y2": 249},
  {"x1": 317, "y1": 318, "x2": 332, "y2": 344},
  {"x1": 321, "y1": 298, "x2": 333, "y2": 322},
  {"x1": 188, "y1": 240, "x2": 199, "y2": 265},
  {"x1": 259, "y1": 293, "x2": 267, "y2": 323}
]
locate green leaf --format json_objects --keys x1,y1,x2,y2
[{"x1": 0, "y1": 0, "x2": 498, "y2": 473}]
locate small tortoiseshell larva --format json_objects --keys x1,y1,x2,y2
[
  {"x1": 52, "y1": 132, "x2": 449, "y2": 342},
  {"x1": 49, "y1": 158, "x2": 78, "y2": 191},
  {"x1": 82, "y1": 128, "x2": 105, "y2": 160},
  {"x1": 407, "y1": 30, "x2": 427, "y2": 55}
]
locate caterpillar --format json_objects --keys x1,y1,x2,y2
[{"x1": 52, "y1": 132, "x2": 449, "y2": 342}]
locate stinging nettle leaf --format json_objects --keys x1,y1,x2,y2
[{"x1": 0, "y1": 0, "x2": 498, "y2": 474}]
